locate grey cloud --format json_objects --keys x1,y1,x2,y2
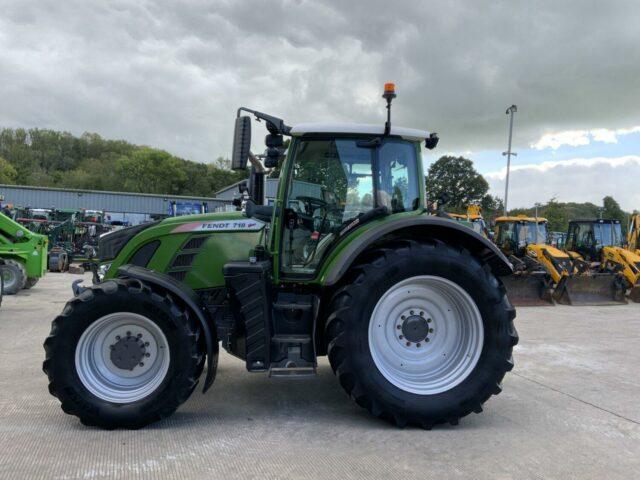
[{"x1": 1, "y1": 0, "x2": 639, "y2": 163}]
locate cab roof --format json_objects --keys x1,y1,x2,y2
[
  {"x1": 495, "y1": 215, "x2": 548, "y2": 223},
  {"x1": 290, "y1": 123, "x2": 430, "y2": 141}
]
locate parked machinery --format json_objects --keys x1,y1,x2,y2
[
  {"x1": 448, "y1": 205, "x2": 490, "y2": 238},
  {"x1": 565, "y1": 219, "x2": 640, "y2": 303},
  {"x1": 0, "y1": 212, "x2": 48, "y2": 294},
  {"x1": 494, "y1": 215, "x2": 625, "y2": 306}
]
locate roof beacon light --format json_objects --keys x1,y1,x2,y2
[{"x1": 382, "y1": 82, "x2": 396, "y2": 135}]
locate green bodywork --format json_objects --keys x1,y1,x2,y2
[
  {"x1": 0, "y1": 213, "x2": 48, "y2": 278},
  {"x1": 102, "y1": 136, "x2": 429, "y2": 290}
]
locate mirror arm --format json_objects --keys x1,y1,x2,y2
[
  {"x1": 248, "y1": 151, "x2": 265, "y2": 173},
  {"x1": 237, "y1": 107, "x2": 291, "y2": 135}
]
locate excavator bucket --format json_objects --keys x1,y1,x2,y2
[
  {"x1": 553, "y1": 274, "x2": 628, "y2": 306},
  {"x1": 503, "y1": 272, "x2": 555, "y2": 306}
]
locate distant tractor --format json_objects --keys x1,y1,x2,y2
[{"x1": 44, "y1": 85, "x2": 518, "y2": 429}]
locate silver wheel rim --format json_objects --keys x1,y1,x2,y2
[
  {"x1": 368, "y1": 276, "x2": 484, "y2": 395},
  {"x1": 75, "y1": 312, "x2": 170, "y2": 403},
  {"x1": 2, "y1": 268, "x2": 16, "y2": 291}
]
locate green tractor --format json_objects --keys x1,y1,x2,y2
[
  {"x1": 0, "y1": 212, "x2": 48, "y2": 294},
  {"x1": 43, "y1": 85, "x2": 518, "y2": 429}
]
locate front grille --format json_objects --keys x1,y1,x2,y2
[
  {"x1": 168, "y1": 271, "x2": 187, "y2": 281},
  {"x1": 172, "y1": 253, "x2": 196, "y2": 268},
  {"x1": 183, "y1": 235, "x2": 208, "y2": 250}
]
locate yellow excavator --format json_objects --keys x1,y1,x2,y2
[
  {"x1": 565, "y1": 218, "x2": 640, "y2": 303},
  {"x1": 628, "y1": 214, "x2": 640, "y2": 256},
  {"x1": 494, "y1": 215, "x2": 625, "y2": 306},
  {"x1": 449, "y1": 205, "x2": 490, "y2": 238}
]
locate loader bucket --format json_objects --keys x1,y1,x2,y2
[
  {"x1": 553, "y1": 274, "x2": 628, "y2": 306},
  {"x1": 503, "y1": 273, "x2": 555, "y2": 306}
]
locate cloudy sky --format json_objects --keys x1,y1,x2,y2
[{"x1": 1, "y1": 0, "x2": 639, "y2": 209}]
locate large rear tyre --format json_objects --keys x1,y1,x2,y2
[
  {"x1": 43, "y1": 279, "x2": 205, "y2": 429},
  {"x1": 326, "y1": 240, "x2": 518, "y2": 428},
  {"x1": 1, "y1": 259, "x2": 27, "y2": 294}
]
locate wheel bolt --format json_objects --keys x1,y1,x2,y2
[
  {"x1": 429, "y1": 328, "x2": 434, "y2": 333},
  {"x1": 145, "y1": 353, "x2": 150, "y2": 357},
  {"x1": 425, "y1": 338, "x2": 430, "y2": 342},
  {"x1": 139, "y1": 362, "x2": 144, "y2": 367},
  {"x1": 126, "y1": 331, "x2": 131, "y2": 337},
  {"x1": 410, "y1": 310, "x2": 414, "y2": 315},
  {"x1": 396, "y1": 325, "x2": 401, "y2": 329},
  {"x1": 144, "y1": 342, "x2": 150, "y2": 347},
  {"x1": 115, "y1": 335, "x2": 121, "y2": 340},
  {"x1": 419, "y1": 311, "x2": 424, "y2": 317},
  {"x1": 137, "y1": 333, "x2": 142, "y2": 338},
  {"x1": 406, "y1": 341, "x2": 411, "y2": 346},
  {"x1": 399, "y1": 335, "x2": 404, "y2": 339},
  {"x1": 401, "y1": 315, "x2": 406, "y2": 320},
  {"x1": 427, "y1": 318, "x2": 432, "y2": 323},
  {"x1": 416, "y1": 343, "x2": 421, "y2": 348}
]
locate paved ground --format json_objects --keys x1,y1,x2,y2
[{"x1": 0, "y1": 272, "x2": 639, "y2": 480}]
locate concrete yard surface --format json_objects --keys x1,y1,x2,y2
[{"x1": 1, "y1": 273, "x2": 639, "y2": 479}]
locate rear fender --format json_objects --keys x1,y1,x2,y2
[
  {"x1": 116, "y1": 264, "x2": 219, "y2": 393},
  {"x1": 321, "y1": 216, "x2": 513, "y2": 286}
]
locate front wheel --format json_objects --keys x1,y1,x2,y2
[
  {"x1": 1, "y1": 259, "x2": 27, "y2": 294},
  {"x1": 43, "y1": 279, "x2": 205, "y2": 429},
  {"x1": 325, "y1": 240, "x2": 518, "y2": 428}
]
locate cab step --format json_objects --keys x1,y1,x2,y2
[{"x1": 269, "y1": 366, "x2": 317, "y2": 378}]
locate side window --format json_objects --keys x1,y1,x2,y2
[
  {"x1": 282, "y1": 139, "x2": 374, "y2": 274},
  {"x1": 378, "y1": 141, "x2": 419, "y2": 212}
]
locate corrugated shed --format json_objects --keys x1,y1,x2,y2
[{"x1": 0, "y1": 184, "x2": 229, "y2": 215}]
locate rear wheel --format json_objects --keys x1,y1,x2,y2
[
  {"x1": 43, "y1": 279, "x2": 204, "y2": 429},
  {"x1": 1, "y1": 259, "x2": 27, "y2": 294},
  {"x1": 326, "y1": 240, "x2": 518, "y2": 428}
]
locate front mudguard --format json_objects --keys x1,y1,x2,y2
[{"x1": 115, "y1": 265, "x2": 219, "y2": 393}]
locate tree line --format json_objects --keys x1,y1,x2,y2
[{"x1": 0, "y1": 128, "x2": 245, "y2": 196}]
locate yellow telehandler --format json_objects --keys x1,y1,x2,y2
[
  {"x1": 449, "y1": 205, "x2": 490, "y2": 238},
  {"x1": 494, "y1": 215, "x2": 626, "y2": 306},
  {"x1": 565, "y1": 219, "x2": 640, "y2": 303}
]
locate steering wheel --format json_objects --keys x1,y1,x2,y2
[{"x1": 296, "y1": 196, "x2": 327, "y2": 214}]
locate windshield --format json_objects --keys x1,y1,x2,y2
[
  {"x1": 596, "y1": 222, "x2": 622, "y2": 247},
  {"x1": 518, "y1": 221, "x2": 547, "y2": 245},
  {"x1": 282, "y1": 137, "x2": 420, "y2": 274},
  {"x1": 568, "y1": 221, "x2": 623, "y2": 250}
]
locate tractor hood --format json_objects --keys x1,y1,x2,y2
[{"x1": 100, "y1": 210, "x2": 268, "y2": 289}]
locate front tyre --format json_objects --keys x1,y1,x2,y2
[
  {"x1": 326, "y1": 240, "x2": 518, "y2": 428},
  {"x1": 43, "y1": 279, "x2": 204, "y2": 429}
]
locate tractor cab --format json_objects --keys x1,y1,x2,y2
[
  {"x1": 231, "y1": 83, "x2": 438, "y2": 278},
  {"x1": 494, "y1": 215, "x2": 548, "y2": 257},
  {"x1": 565, "y1": 219, "x2": 623, "y2": 260}
]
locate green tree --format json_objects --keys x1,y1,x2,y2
[
  {"x1": 542, "y1": 198, "x2": 568, "y2": 232},
  {"x1": 425, "y1": 156, "x2": 489, "y2": 212},
  {"x1": 602, "y1": 196, "x2": 627, "y2": 233},
  {"x1": 0, "y1": 156, "x2": 18, "y2": 184}
]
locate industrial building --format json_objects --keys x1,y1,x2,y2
[{"x1": 0, "y1": 184, "x2": 232, "y2": 225}]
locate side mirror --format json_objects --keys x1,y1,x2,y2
[
  {"x1": 425, "y1": 132, "x2": 439, "y2": 150},
  {"x1": 231, "y1": 116, "x2": 251, "y2": 170}
]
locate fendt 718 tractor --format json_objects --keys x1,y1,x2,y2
[{"x1": 44, "y1": 85, "x2": 518, "y2": 429}]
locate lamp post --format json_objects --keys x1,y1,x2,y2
[{"x1": 503, "y1": 105, "x2": 518, "y2": 216}]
